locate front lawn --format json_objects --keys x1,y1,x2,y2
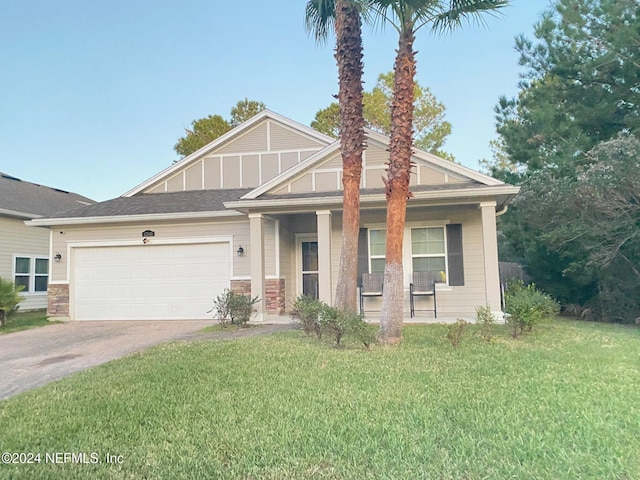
[
  {"x1": 0, "y1": 309, "x2": 53, "y2": 334},
  {"x1": 0, "y1": 320, "x2": 638, "y2": 479}
]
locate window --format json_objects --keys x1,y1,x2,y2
[
  {"x1": 368, "y1": 229, "x2": 386, "y2": 273},
  {"x1": 411, "y1": 227, "x2": 447, "y2": 281},
  {"x1": 14, "y1": 256, "x2": 49, "y2": 293}
]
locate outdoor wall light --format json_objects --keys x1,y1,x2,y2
[
  {"x1": 237, "y1": 246, "x2": 244, "y2": 256},
  {"x1": 54, "y1": 252, "x2": 62, "y2": 263}
]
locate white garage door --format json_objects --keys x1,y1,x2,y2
[{"x1": 72, "y1": 242, "x2": 230, "y2": 320}]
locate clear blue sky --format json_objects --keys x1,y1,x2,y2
[{"x1": 1, "y1": 1, "x2": 550, "y2": 202}]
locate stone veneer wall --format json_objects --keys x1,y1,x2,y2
[
  {"x1": 230, "y1": 279, "x2": 286, "y2": 315},
  {"x1": 48, "y1": 283, "x2": 69, "y2": 317}
]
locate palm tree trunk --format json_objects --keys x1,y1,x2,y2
[
  {"x1": 378, "y1": 25, "x2": 416, "y2": 345},
  {"x1": 333, "y1": 0, "x2": 365, "y2": 312}
]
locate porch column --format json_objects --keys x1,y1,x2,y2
[
  {"x1": 249, "y1": 213, "x2": 266, "y2": 321},
  {"x1": 480, "y1": 201, "x2": 501, "y2": 316},
  {"x1": 316, "y1": 210, "x2": 333, "y2": 306}
]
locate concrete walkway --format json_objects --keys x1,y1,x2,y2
[{"x1": 0, "y1": 321, "x2": 294, "y2": 401}]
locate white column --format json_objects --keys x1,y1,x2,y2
[
  {"x1": 249, "y1": 213, "x2": 266, "y2": 321},
  {"x1": 480, "y1": 201, "x2": 502, "y2": 318},
  {"x1": 316, "y1": 210, "x2": 333, "y2": 306}
]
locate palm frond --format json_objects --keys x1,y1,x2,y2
[
  {"x1": 305, "y1": 0, "x2": 336, "y2": 44},
  {"x1": 430, "y1": 0, "x2": 509, "y2": 34}
]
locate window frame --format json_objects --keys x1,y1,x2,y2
[
  {"x1": 410, "y1": 226, "x2": 448, "y2": 284},
  {"x1": 13, "y1": 255, "x2": 49, "y2": 295},
  {"x1": 367, "y1": 228, "x2": 386, "y2": 274}
]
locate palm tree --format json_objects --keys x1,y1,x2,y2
[
  {"x1": 374, "y1": 0, "x2": 508, "y2": 345},
  {"x1": 306, "y1": 0, "x2": 368, "y2": 312}
]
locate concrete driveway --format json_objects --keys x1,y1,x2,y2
[{"x1": 0, "y1": 320, "x2": 214, "y2": 400}]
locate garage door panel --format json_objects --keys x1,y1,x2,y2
[{"x1": 72, "y1": 243, "x2": 230, "y2": 320}]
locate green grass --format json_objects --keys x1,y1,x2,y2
[
  {"x1": 0, "y1": 309, "x2": 56, "y2": 334},
  {"x1": 0, "y1": 320, "x2": 638, "y2": 479},
  {"x1": 198, "y1": 323, "x2": 255, "y2": 334}
]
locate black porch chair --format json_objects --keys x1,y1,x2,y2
[
  {"x1": 359, "y1": 272, "x2": 384, "y2": 316},
  {"x1": 410, "y1": 271, "x2": 438, "y2": 318}
]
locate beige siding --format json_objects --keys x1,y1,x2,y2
[
  {"x1": 418, "y1": 166, "x2": 446, "y2": 185},
  {"x1": 242, "y1": 155, "x2": 260, "y2": 188},
  {"x1": 148, "y1": 184, "x2": 165, "y2": 194},
  {"x1": 320, "y1": 152, "x2": 343, "y2": 169},
  {"x1": 203, "y1": 157, "x2": 222, "y2": 190},
  {"x1": 281, "y1": 152, "x2": 299, "y2": 172},
  {"x1": 365, "y1": 168, "x2": 386, "y2": 188},
  {"x1": 269, "y1": 122, "x2": 325, "y2": 151},
  {"x1": 300, "y1": 151, "x2": 314, "y2": 162},
  {"x1": 0, "y1": 217, "x2": 49, "y2": 310},
  {"x1": 50, "y1": 219, "x2": 251, "y2": 282},
  {"x1": 315, "y1": 172, "x2": 339, "y2": 192},
  {"x1": 261, "y1": 154, "x2": 279, "y2": 182},
  {"x1": 217, "y1": 121, "x2": 268, "y2": 154},
  {"x1": 185, "y1": 162, "x2": 203, "y2": 190},
  {"x1": 166, "y1": 173, "x2": 183, "y2": 192},
  {"x1": 290, "y1": 174, "x2": 313, "y2": 193},
  {"x1": 364, "y1": 144, "x2": 388, "y2": 167},
  {"x1": 222, "y1": 156, "x2": 241, "y2": 188}
]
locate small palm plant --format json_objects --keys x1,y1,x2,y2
[{"x1": 0, "y1": 277, "x2": 24, "y2": 327}]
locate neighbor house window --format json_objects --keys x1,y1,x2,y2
[
  {"x1": 411, "y1": 227, "x2": 446, "y2": 281},
  {"x1": 14, "y1": 257, "x2": 49, "y2": 293},
  {"x1": 368, "y1": 229, "x2": 386, "y2": 273}
]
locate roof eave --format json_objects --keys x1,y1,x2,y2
[
  {"x1": 226, "y1": 185, "x2": 521, "y2": 212},
  {"x1": 26, "y1": 210, "x2": 245, "y2": 227}
]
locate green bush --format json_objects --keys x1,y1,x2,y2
[
  {"x1": 209, "y1": 289, "x2": 260, "y2": 327},
  {"x1": 0, "y1": 278, "x2": 24, "y2": 328},
  {"x1": 446, "y1": 319, "x2": 469, "y2": 349},
  {"x1": 289, "y1": 295, "x2": 323, "y2": 338},
  {"x1": 475, "y1": 304, "x2": 495, "y2": 343},
  {"x1": 319, "y1": 307, "x2": 373, "y2": 348},
  {"x1": 290, "y1": 296, "x2": 374, "y2": 348},
  {"x1": 505, "y1": 283, "x2": 559, "y2": 338}
]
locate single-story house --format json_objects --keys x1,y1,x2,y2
[
  {"x1": 0, "y1": 172, "x2": 94, "y2": 310},
  {"x1": 28, "y1": 110, "x2": 519, "y2": 321}
]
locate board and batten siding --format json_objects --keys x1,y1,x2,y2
[
  {"x1": 142, "y1": 118, "x2": 327, "y2": 194},
  {"x1": 0, "y1": 217, "x2": 49, "y2": 310},
  {"x1": 267, "y1": 141, "x2": 472, "y2": 196}
]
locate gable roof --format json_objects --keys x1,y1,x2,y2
[
  {"x1": 122, "y1": 110, "x2": 335, "y2": 198},
  {"x1": 241, "y1": 128, "x2": 504, "y2": 200},
  {"x1": 28, "y1": 189, "x2": 252, "y2": 226},
  {"x1": 0, "y1": 172, "x2": 95, "y2": 220}
]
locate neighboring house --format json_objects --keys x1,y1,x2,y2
[
  {"x1": 28, "y1": 110, "x2": 519, "y2": 321},
  {"x1": 0, "y1": 173, "x2": 94, "y2": 311}
]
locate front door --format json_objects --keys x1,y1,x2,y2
[{"x1": 301, "y1": 240, "x2": 319, "y2": 300}]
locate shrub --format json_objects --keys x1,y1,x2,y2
[
  {"x1": 505, "y1": 283, "x2": 559, "y2": 338},
  {"x1": 0, "y1": 278, "x2": 24, "y2": 328},
  {"x1": 319, "y1": 307, "x2": 373, "y2": 348},
  {"x1": 289, "y1": 295, "x2": 323, "y2": 338},
  {"x1": 209, "y1": 289, "x2": 260, "y2": 327},
  {"x1": 446, "y1": 319, "x2": 469, "y2": 349},
  {"x1": 318, "y1": 305, "x2": 348, "y2": 346},
  {"x1": 475, "y1": 304, "x2": 495, "y2": 343},
  {"x1": 290, "y1": 297, "x2": 374, "y2": 349}
]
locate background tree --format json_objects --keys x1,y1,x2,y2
[
  {"x1": 313, "y1": 71, "x2": 454, "y2": 158},
  {"x1": 489, "y1": 0, "x2": 640, "y2": 322},
  {"x1": 374, "y1": 0, "x2": 507, "y2": 345},
  {"x1": 174, "y1": 99, "x2": 266, "y2": 157},
  {"x1": 306, "y1": 0, "x2": 367, "y2": 313},
  {"x1": 512, "y1": 133, "x2": 640, "y2": 322}
]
